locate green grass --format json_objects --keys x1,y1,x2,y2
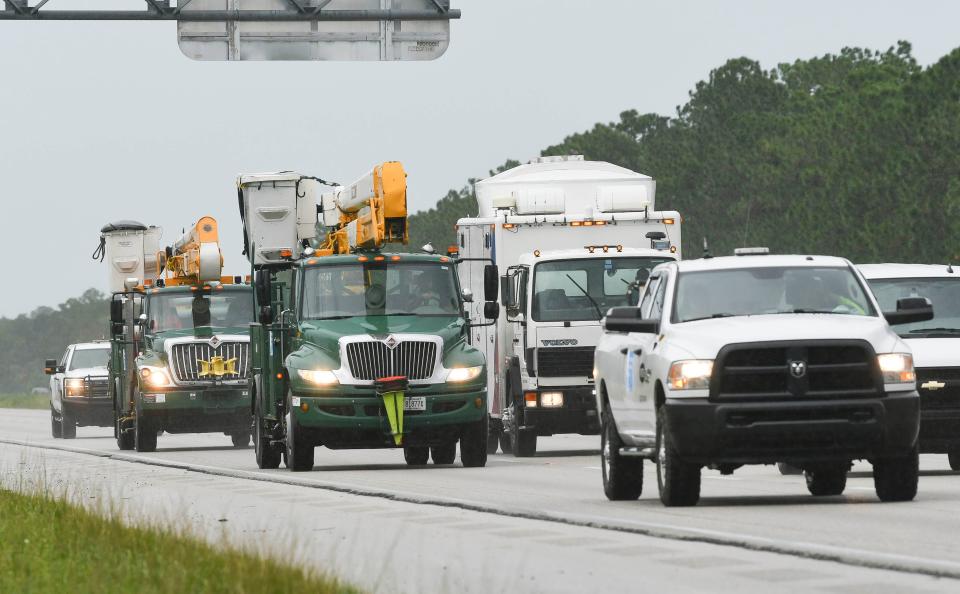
[
  {"x1": 0, "y1": 489, "x2": 358, "y2": 594},
  {"x1": 0, "y1": 393, "x2": 48, "y2": 409}
]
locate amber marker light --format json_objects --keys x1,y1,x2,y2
[
  {"x1": 391, "y1": 255, "x2": 402, "y2": 261},
  {"x1": 300, "y1": 402, "x2": 310, "y2": 413},
  {"x1": 276, "y1": 372, "x2": 284, "y2": 380},
  {"x1": 663, "y1": 218, "x2": 675, "y2": 225},
  {"x1": 503, "y1": 223, "x2": 516, "y2": 229},
  {"x1": 280, "y1": 249, "x2": 293, "y2": 258},
  {"x1": 374, "y1": 255, "x2": 385, "y2": 261},
  {"x1": 524, "y1": 392, "x2": 538, "y2": 407},
  {"x1": 358, "y1": 256, "x2": 369, "y2": 262}
]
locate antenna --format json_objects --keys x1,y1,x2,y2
[
  {"x1": 702, "y1": 237, "x2": 713, "y2": 259},
  {"x1": 948, "y1": 262, "x2": 954, "y2": 274}
]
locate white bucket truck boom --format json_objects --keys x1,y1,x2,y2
[{"x1": 457, "y1": 156, "x2": 682, "y2": 456}]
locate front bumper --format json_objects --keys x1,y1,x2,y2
[
  {"x1": 663, "y1": 392, "x2": 920, "y2": 465},
  {"x1": 292, "y1": 383, "x2": 486, "y2": 448},
  {"x1": 919, "y1": 406, "x2": 960, "y2": 453},
  {"x1": 518, "y1": 386, "x2": 599, "y2": 436},
  {"x1": 62, "y1": 397, "x2": 113, "y2": 427},
  {"x1": 139, "y1": 387, "x2": 251, "y2": 434}
]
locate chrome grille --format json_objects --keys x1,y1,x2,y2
[
  {"x1": 346, "y1": 340, "x2": 437, "y2": 381},
  {"x1": 171, "y1": 341, "x2": 250, "y2": 382}
]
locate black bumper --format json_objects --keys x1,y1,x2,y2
[
  {"x1": 664, "y1": 392, "x2": 920, "y2": 465},
  {"x1": 520, "y1": 387, "x2": 600, "y2": 436},
  {"x1": 919, "y1": 408, "x2": 960, "y2": 453},
  {"x1": 63, "y1": 398, "x2": 113, "y2": 427}
]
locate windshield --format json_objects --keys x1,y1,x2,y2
[
  {"x1": 147, "y1": 291, "x2": 252, "y2": 332},
  {"x1": 674, "y1": 266, "x2": 875, "y2": 323},
  {"x1": 532, "y1": 257, "x2": 673, "y2": 322},
  {"x1": 69, "y1": 348, "x2": 109, "y2": 370},
  {"x1": 301, "y1": 262, "x2": 460, "y2": 320},
  {"x1": 868, "y1": 277, "x2": 960, "y2": 336}
]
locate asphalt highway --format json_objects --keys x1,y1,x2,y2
[{"x1": 2, "y1": 408, "x2": 959, "y2": 593}]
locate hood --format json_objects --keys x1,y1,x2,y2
[
  {"x1": 148, "y1": 326, "x2": 250, "y2": 362},
  {"x1": 667, "y1": 314, "x2": 902, "y2": 358},
  {"x1": 904, "y1": 337, "x2": 960, "y2": 369},
  {"x1": 64, "y1": 366, "x2": 108, "y2": 379},
  {"x1": 299, "y1": 315, "x2": 465, "y2": 356}
]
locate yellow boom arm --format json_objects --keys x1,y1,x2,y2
[
  {"x1": 159, "y1": 216, "x2": 224, "y2": 285},
  {"x1": 318, "y1": 161, "x2": 408, "y2": 255}
]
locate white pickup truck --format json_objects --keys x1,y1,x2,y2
[
  {"x1": 860, "y1": 264, "x2": 960, "y2": 470},
  {"x1": 594, "y1": 252, "x2": 932, "y2": 506},
  {"x1": 44, "y1": 341, "x2": 112, "y2": 439}
]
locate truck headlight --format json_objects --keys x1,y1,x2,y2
[
  {"x1": 139, "y1": 366, "x2": 171, "y2": 388},
  {"x1": 877, "y1": 353, "x2": 915, "y2": 384},
  {"x1": 447, "y1": 366, "x2": 483, "y2": 383},
  {"x1": 540, "y1": 392, "x2": 564, "y2": 407},
  {"x1": 667, "y1": 360, "x2": 713, "y2": 391},
  {"x1": 297, "y1": 369, "x2": 339, "y2": 386},
  {"x1": 64, "y1": 378, "x2": 86, "y2": 397}
]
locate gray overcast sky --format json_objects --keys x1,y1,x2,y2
[{"x1": 1, "y1": 0, "x2": 959, "y2": 318}]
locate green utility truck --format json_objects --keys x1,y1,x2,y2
[{"x1": 238, "y1": 165, "x2": 499, "y2": 471}]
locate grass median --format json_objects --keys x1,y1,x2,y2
[
  {"x1": 0, "y1": 393, "x2": 48, "y2": 410},
  {"x1": 0, "y1": 488, "x2": 357, "y2": 594}
]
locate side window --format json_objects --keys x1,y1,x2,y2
[
  {"x1": 648, "y1": 275, "x2": 669, "y2": 321},
  {"x1": 639, "y1": 276, "x2": 661, "y2": 318}
]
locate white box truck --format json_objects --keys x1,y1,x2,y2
[{"x1": 457, "y1": 156, "x2": 682, "y2": 456}]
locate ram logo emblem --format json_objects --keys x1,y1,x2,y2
[{"x1": 789, "y1": 360, "x2": 807, "y2": 378}]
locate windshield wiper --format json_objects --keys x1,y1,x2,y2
[
  {"x1": 906, "y1": 327, "x2": 960, "y2": 334},
  {"x1": 565, "y1": 274, "x2": 603, "y2": 320},
  {"x1": 683, "y1": 313, "x2": 736, "y2": 322}
]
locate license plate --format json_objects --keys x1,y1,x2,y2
[{"x1": 404, "y1": 396, "x2": 426, "y2": 412}]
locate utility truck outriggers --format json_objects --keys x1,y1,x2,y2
[
  {"x1": 99, "y1": 218, "x2": 253, "y2": 452},
  {"x1": 457, "y1": 156, "x2": 682, "y2": 456},
  {"x1": 238, "y1": 162, "x2": 498, "y2": 471}
]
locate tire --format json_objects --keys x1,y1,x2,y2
[
  {"x1": 51, "y1": 409, "x2": 63, "y2": 439},
  {"x1": 431, "y1": 443, "x2": 457, "y2": 465},
  {"x1": 656, "y1": 407, "x2": 700, "y2": 507},
  {"x1": 777, "y1": 462, "x2": 802, "y2": 475},
  {"x1": 601, "y1": 404, "x2": 643, "y2": 501},
  {"x1": 254, "y1": 392, "x2": 282, "y2": 470},
  {"x1": 231, "y1": 432, "x2": 251, "y2": 448},
  {"x1": 460, "y1": 414, "x2": 489, "y2": 468},
  {"x1": 404, "y1": 446, "x2": 429, "y2": 466},
  {"x1": 805, "y1": 466, "x2": 848, "y2": 496},
  {"x1": 115, "y1": 410, "x2": 134, "y2": 451},
  {"x1": 134, "y1": 391, "x2": 157, "y2": 453},
  {"x1": 60, "y1": 408, "x2": 77, "y2": 440},
  {"x1": 285, "y1": 406, "x2": 315, "y2": 472},
  {"x1": 949, "y1": 451, "x2": 960, "y2": 472},
  {"x1": 874, "y1": 445, "x2": 919, "y2": 502}
]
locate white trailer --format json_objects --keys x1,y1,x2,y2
[{"x1": 457, "y1": 157, "x2": 682, "y2": 456}]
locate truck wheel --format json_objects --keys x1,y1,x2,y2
[
  {"x1": 948, "y1": 451, "x2": 960, "y2": 472},
  {"x1": 404, "y1": 446, "x2": 429, "y2": 466},
  {"x1": 61, "y1": 408, "x2": 77, "y2": 440},
  {"x1": 431, "y1": 443, "x2": 457, "y2": 465},
  {"x1": 115, "y1": 412, "x2": 134, "y2": 450},
  {"x1": 777, "y1": 462, "x2": 802, "y2": 475},
  {"x1": 805, "y1": 466, "x2": 848, "y2": 496},
  {"x1": 254, "y1": 415, "x2": 282, "y2": 469},
  {"x1": 460, "y1": 414, "x2": 488, "y2": 468},
  {"x1": 134, "y1": 395, "x2": 157, "y2": 453},
  {"x1": 231, "y1": 432, "x2": 251, "y2": 448},
  {"x1": 285, "y1": 409, "x2": 315, "y2": 472},
  {"x1": 601, "y1": 405, "x2": 643, "y2": 501},
  {"x1": 656, "y1": 407, "x2": 700, "y2": 507},
  {"x1": 51, "y1": 408, "x2": 63, "y2": 439},
  {"x1": 874, "y1": 445, "x2": 919, "y2": 502}
]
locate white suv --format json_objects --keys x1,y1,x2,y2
[
  {"x1": 594, "y1": 254, "x2": 931, "y2": 506},
  {"x1": 860, "y1": 264, "x2": 960, "y2": 470},
  {"x1": 45, "y1": 341, "x2": 112, "y2": 439}
]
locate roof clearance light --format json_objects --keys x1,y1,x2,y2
[
  {"x1": 594, "y1": 221, "x2": 607, "y2": 226},
  {"x1": 663, "y1": 218, "x2": 675, "y2": 225},
  {"x1": 617, "y1": 245, "x2": 623, "y2": 252},
  {"x1": 440, "y1": 256, "x2": 449, "y2": 263},
  {"x1": 670, "y1": 246, "x2": 678, "y2": 253},
  {"x1": 374, "y1": 256, "x2": 385, "y2": 261},
  {"x1": 734, "y1": 247, "x2": 771, "y2": 256},
  {"x1": 583, "y1": 221, "x2": 594, "y2": 227},
  {"x1": 571, "y1": 221, "x2": 582, "y2": 227},
  {"x1": 503, "y1": 223, "x2": 516, "y2": 229},
  {"x1": 587, "y1": 246, "x2": 595, "y2": 254},
  {"x1": 280, "y1": 249, "x2": 293, "y2": 258},
  {"x1": 533, "y1": 250, "x2": 541, "y2": 257},
  {"x1": 358, "y1": 256, "x2": 369, "y2": 262},
  {"x1": 391, "y1": 255, "x2": 402, "y2": 261}
]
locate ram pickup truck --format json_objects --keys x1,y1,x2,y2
[{"x1": 594, "y1": 252, "x2": 932, "y2": 506}]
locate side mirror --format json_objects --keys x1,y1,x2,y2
[
  {"x1": 884, "y1": 297, "x2": 934, "y2": 326},
  {"x1": 259, "y1": 305, "x2": 273, "y2": 325},
  {"x1": 603, "y1": 307, "x2": 660, "y2": 334},
  {"x1": 484, "y1": 302, "x2": 500, "y2": 320},
  {"x1": 255, "y1": 271, "x2": 272, "y2": 307},
  {"x1": 462, "y1": 288, "x2": 474, "y2": 303},
  {"x1": 44, "y1": 359, "x2": 59, "y2": 375},
  {"x1": 484, "y1": 264, "x2": 499, "y2": 302},
  {"x1": 110, "y1": 299, "x2": 124, "y2": 324}
]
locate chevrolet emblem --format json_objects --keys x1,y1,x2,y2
[
  {"x1": 197, "y1": 355, "x2": 238, "y2": 377},
  {"x1": 921, "y1": 380, "x2": 946, "y2": 391}
]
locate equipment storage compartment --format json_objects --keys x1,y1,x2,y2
[{"x1": 238, "y1": 172, "x2": 319, "y2": 266}]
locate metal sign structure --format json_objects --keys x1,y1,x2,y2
[{"x1": 0, "y1": 0, "x2": 459, "y2": 61}]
